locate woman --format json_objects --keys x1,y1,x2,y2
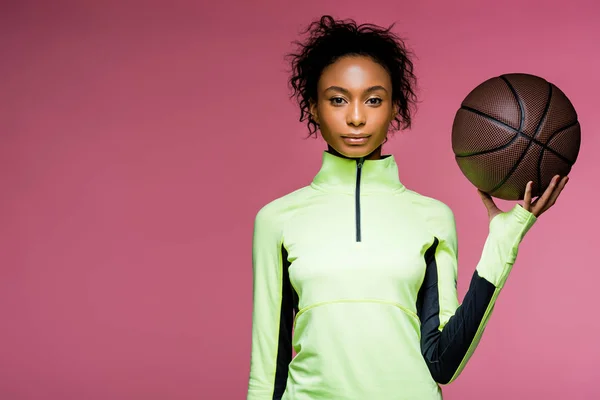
[{"x1": 246, "y1": 15, "x2": 567, "y2": 400}]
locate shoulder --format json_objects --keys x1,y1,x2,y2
[
  {"x1": 402, "y1": 188, "x2": 456, "y2": 235},
  {"x1": 254, "y1": 186, "x2": 313, "y2": 229},
  {"x1": 403, "y1": 188, "x2": 454, "y2": 218}
]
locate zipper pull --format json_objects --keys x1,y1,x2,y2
[{"x1": 357, "y1": 157, "x2": 365, "y2": 169}]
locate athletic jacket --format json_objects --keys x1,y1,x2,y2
[{"x1": 247, "y1": 150, "x2": 537, "y2": 400}]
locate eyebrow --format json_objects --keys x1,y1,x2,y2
[{"x1": 324, "y1": 85, "x2": 388, "y2": 95}]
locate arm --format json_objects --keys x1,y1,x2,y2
[
  {"x1": 416, "y1": 204, "x2": 537, "y2": 384},
  {"x1": 247, "y1": 206, "x2": 296, "y2": 400}
]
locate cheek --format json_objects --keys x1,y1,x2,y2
[
  {"x1": 369, "y1": 110, "x2": 394, "y2": 130},
  {"x1": 317, "y1": 107, "x2": 346, "y2": 129}
]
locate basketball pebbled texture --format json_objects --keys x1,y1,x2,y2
[{"x1": 452, "y1": 73, "x2": 581, "y2": 200}]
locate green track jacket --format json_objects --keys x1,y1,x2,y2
[{"x1": 247, "y1": 151, "x2": 537, "y2": 399}]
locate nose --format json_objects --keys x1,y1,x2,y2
[{"x1": 346, "y1": 101, "x2": 366, "y2": 127}]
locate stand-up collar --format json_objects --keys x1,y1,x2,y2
[{"x1": 311, "y1": 151, "x2": 405, "y2": 194}]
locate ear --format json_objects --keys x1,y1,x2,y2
[{"x1": 309, "y1": 100, "x2": 319, "y2": 124}]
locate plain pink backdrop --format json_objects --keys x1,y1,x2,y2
[{"x1": 2, "y1": 0, "x2": 599, "y2": 399}]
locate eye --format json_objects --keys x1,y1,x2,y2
[
  {"x1": 367, "y1": 98, "x2": 383, "y2": 105},
  {"x1": 329, "y1": 97, "x2": 346, "y2": 106}
]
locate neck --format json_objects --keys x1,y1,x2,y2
[
  {"x1": 311, "y1": 150, "x2": 404, "y2": 194},
  {"x1": 326, "y1": 144, "x2": 383, "y2": 161}
]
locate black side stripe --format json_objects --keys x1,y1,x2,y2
[
  {"x1": 417, "y1": 238, "x2": 442, "y2": 360},
  {"x1": 272, "y1": 245, "x2": 297, "y2": 399},
  {"x1": 417, "y1": 238, "x2": 497, "y2": 384}
]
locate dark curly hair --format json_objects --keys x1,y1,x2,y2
[{"x1": 286, "y1": 15, "x2": 418, "y2": 138}]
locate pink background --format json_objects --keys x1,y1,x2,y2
[{"x1": 2, "y1": 0, "x2": 599, "y2": 399}]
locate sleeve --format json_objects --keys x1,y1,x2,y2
[
  {"x1": 416, "y1": 203, "x2": 537, "y2": 385},
  {"x1": 247, "y1": 205, "x2": 296, "y2": 400}
]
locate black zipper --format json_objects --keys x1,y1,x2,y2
[{"x1": 355, "y1": 157, "x2": 365, "y2": 242}]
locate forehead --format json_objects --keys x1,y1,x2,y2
[{"x1": 318, "y1": 56, "x2": 391, "y2": 90}]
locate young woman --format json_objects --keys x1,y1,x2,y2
[{"x1": 246, "y1": 15, "x2": 568, "y2": 400}]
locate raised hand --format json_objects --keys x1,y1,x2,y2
[{"x1": 478, "y1": 175, "x2": 569, "y2": 222}]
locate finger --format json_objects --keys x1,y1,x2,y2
[
  {"x1": 532, "y1": 175, "x2": 560, "y2": 214},
  {"x1": 478, "y1": 189, "x2": 500, "y2": 214},
  {"x1": 541, "y1": 176, "x2": 569, "y2": 213},
  {"x1": 523, "y1": 181, "x2": 533, "y2": 212}
]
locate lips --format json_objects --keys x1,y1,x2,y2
[{"x1": 341, "y1": 135, "x2": 370, "y2": 145}]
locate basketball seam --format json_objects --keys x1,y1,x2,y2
[
  {"x1": 488, "y1": 79, "x2": 553, "y2": 195},
  {"x1": 533, "y1": 83, "x2": 555, "y2": 195},
  {"x1": 541, "y1": 120, "x2": 579, "y2": 165},
  {"x1": 536, "y1": 119, "x2": 580, "y2": 192},
  {"x1": 455, "y1": 106, "x2": 573, "y2": 164},
  {"x1": 500, "y1": 75, "x2": 525, "y2": 132},
  {"x1": 455, "y1": 106, "x2": 519, "y2": 155}
]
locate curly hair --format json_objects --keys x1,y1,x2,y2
[{"x1": 286, "y1": 15, "x2": 418, "y2": 138}]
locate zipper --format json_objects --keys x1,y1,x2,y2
[{"x1": 355, "y1": 157, "x2": 365, "y2": 242}]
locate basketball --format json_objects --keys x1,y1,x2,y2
[{"x1": 451, "y1": 73, "x2": 581, "y2": 200}]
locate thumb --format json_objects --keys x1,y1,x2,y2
[{"x1": 478, "y1": 189, "x2": 500, "y2": 215}]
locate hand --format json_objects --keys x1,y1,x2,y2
[{"x1": 478, "y1": 175, "x2": 569, "y2": 222}]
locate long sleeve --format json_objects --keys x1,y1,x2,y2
[
  {"x1": 416, "y1": 203, "x2": 537, "y2": 384},
  {"x1": 247, "y1": 205, "x2": 296, "y2": 400}
]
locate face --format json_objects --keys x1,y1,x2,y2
[{"x1": 310, "y1": 55, "x2": 397, "y2": 160}]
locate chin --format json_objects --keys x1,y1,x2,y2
[{"x1": 333, "y1": 144, "x2": 380, "y2": 159}]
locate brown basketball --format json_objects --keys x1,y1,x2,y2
[{"x1": 451, "y1": 73, "x2": 581, "y2": 200}]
